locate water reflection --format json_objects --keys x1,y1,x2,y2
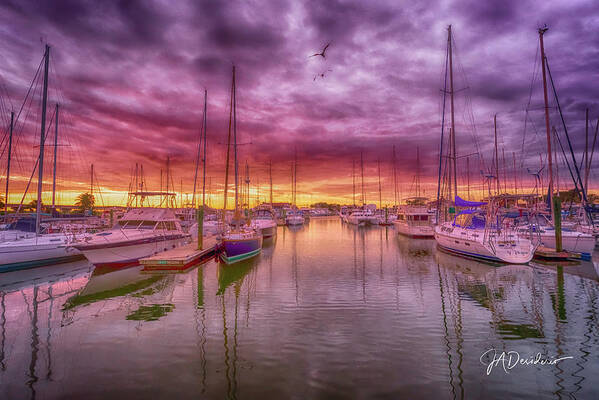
[{"x1": 0, "y1": 218, "x2": 598, "y2": 399}]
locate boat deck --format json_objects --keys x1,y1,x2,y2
[{"x1": 139, "y1": 236, "x2": 219, "y2": 270}]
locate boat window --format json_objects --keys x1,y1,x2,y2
[
  {"x1": 122, "y1": 220, "x2": 142, "y2": 229},
  {"x1": 139, "y1": 220, "x2": 157, "y2": 229},
  {"x1": 421, "y1": 215, "x2": 428, "y2": 221},
  {"x1": 414, "y1": 215, "x2": 420, "y2": 221}
]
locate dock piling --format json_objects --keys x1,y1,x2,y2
[{"x1": 553, "y1": 196, "x2": 562, "y2": 252}]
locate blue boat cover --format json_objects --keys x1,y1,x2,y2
[{"x1": 454, "y1": 195, "x2": 487, "y2": 207}]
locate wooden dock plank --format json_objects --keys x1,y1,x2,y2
[{"x1": 140, "y1": 236, "x2": 219, "y2": 269}]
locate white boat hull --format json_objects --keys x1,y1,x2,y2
[
  {"x1": 76, "y1": 236, "x2": 190, "y2": 266},
  {"x1": 0, "y1": 235, "x2": 83, "y2": 272},
  {"x1": 434, "y1": 224, "x2": 536, "y2": 264},
  {"x1": 286, "y1": 216, "x2": 305, "y2": 225},
  {"x1": 393, "y1": 220, "x2": 434, "y2": 238}
]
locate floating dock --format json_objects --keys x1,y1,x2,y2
[
  {"x1": 533, "y1": 245, "x2": 581, "y2": 261},
  {"x1": 139, "y1": 236, "x2": 220, "y2": 271}
]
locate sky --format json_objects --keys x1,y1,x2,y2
[{"x1": 0, "y1": 0, "x2": 598, "y2": 208}]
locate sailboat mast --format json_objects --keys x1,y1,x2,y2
[
  {"x1": 466, "y1": 156, "x2": 470, "y2": 200},
  {"x1": 201, "y1": 89, "x2": 207, "y2": 208},
  {"x1": 584, "y1": 108, "x2": 590, "y2": 191},
  {"x1": 36, "y1": 44, "x2": 50, "y2": 235},
  {"x1": 494, "y1": 114, "x2": 499, "y2": 195},
  {"x1": 166, "y1": 157, "x2": 170, "y2": 208},
  {"x1": 512, "y1": 152, "x2": 517, "y2": 194},
  {"x1": 293, "y1": 149, "x2": 298, "y2": 206},
  {"x1": 223, "y1": 68, "x2": 234, "y2": 217},
  {"x1": 90, "y1": 163, "x2": 94, "y2": 199},
  {"x1": 448, "y1": 25, "x2": 457, "y2": 199},
  {"x1": 233, "y1": 67, "x2": 239, "y2": 212},
  {"x1": 539, "y1": 27, "x2": 555, "y2": 219},
  {"x1": 269, "y1": 160, "x2": 273, "y2": 207},
  {"x1": 352, "y1": 160, "x2": 356, "y2": 207},
  {"x1": 51, "y1": 104, "x2": 59, "y2": 210},
  {"x1": 377, "y1": 159, "x2": 382, "y2": 209},
  {"x1": 502, "y1": 147, "x2": 507, "y2": 193},
  {"x1": 416, "y1": 146, "x2": 421, "y2": 198},
  {"x1": 392, "y1": 145, "x2": 398, "y2": 206},
  {"x1": 4, "y1": 111, "x2": 14, "y2": 219},
  {"x1": 360, "y1": 151, "x2": 365, "y2": 206},
  {"x1": 192, "y1": 93, "x2": 205, "y2": 208}
]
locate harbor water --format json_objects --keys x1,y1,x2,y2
[{"x1": 1, "y1": 217, "x2": 599, "y2": 399}]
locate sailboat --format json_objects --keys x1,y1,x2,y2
[
  {"x1": 0, "y1": 45, "x2": 85, "y2": 272},
  {"x1": 219, "y1": 66, "x2": 263, "y2": 264},
  {"x1": 346, "y1": 152, "x2": 378, "y2": 225},
  {"x1": 521, "y1": 28, "x2": 595, "y2": 259},
  {"x1": 286, "y1": 150, "x2": 305, "y2": 226},
  {"x1": 432, "y1": 26, "x2": 537, "y2": 264}
]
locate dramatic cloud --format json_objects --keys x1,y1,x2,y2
[{"x1": 0, "y1": 0, "x2": 598, "y2": 206}]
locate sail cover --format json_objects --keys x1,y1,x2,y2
[{"x1": 454, "y1": 195, "x2": 486, "y2": 207}]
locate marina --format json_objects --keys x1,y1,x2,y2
[
  {"x1": 1, "y1": 0, "x2": 599, "y2": 398},
  {"x1": 0, "y1": 218, "x2": 598, "y2": 399}
]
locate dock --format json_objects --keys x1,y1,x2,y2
[
  {"x1": 139, "y1": 236, "x2": 220, "y2": 271},
  {"x1": 533, "y1": 245, "x2": 581, "y2": 261}
]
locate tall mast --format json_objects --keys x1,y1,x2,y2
[
  {"x1": 512, "y1": 152, "x2": 517, "y2": 194},
  {"x1": 192, "y1": 91, "x2": 205, "y2": 208},
  {"x1": 269, "y1": 159, "x2": 273, "y2": 207},
  {"x1": 360, "y1": 151, "x2": 365, "y2": 206},
  {"x1": 466, "y1": 156, "x2": 470, "y2": 200},
  {"x1": 135, "y1": 163, "x2": 139, "y2": 207},
  {"x1": 4, "y1": 111, "x2": 14, "y2": 219},
  {"x1": 448, "y1": 25, "x2": 458, "y2": 200},
  {"x1": 51, "y1": 104, "x2": 59, "y2": 210},
  {"x1": 377, "y1": 159, "x2": 382, "y2": 209},
  {"x1": 166, "y1": 156, "x2": 170, "y2": 208},
  {"x1": 201, "y1": 89, "x2": 207, "y2": 208},
  {"x1": 244, "y1": 161, "x2": 250, "y2": 208},
  {"x1": 584, "y1": 108, "x2": 590, "y2": 191},
  {"x1": 539, "y1": 27, "x2": 555, "y2": 221},
  {"x1": 36, "y1": 44, "x2": 50, "y2": 235},
  {"x1": 416, "y1": 146, "x2": 421, "y2": 198},
  {"x1": 494, "y1": 114, "x2": 499, "y2": 195},
  {"x1": 223, "y1": 67, "x2": 234, "y2": 217},
  {"x1": 588, "y1": 118, "x2": 599, "y2": 195},
  {"x1": 352, "y1": 160, "x2": 356, "y2": 207},
  {"x1": 233, "y1": 67, "x2": 239, "y2": 212},
  {"x1": 392, "y1": 145, "x2": 398, "y2": 206},
  {"x1": 90, "y1": 163, "x2": 94, "y2": 199},
  {"x1": 502, "y1": 147, "x2": 507, "y2": 193},
  {"x1": 293, "y1": 149, "x2": 298, "y2": 207}
]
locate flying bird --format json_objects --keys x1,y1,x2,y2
[
  {"x1": 313, "y1": 69, "x2": 333, "y2": 81},
  {"x1": 309, "y1": 42, "x2": 331, "y2": 59}
]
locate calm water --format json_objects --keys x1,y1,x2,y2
[{"x1": 1, "y1": 217, "x2": 599, "y2": 399}]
